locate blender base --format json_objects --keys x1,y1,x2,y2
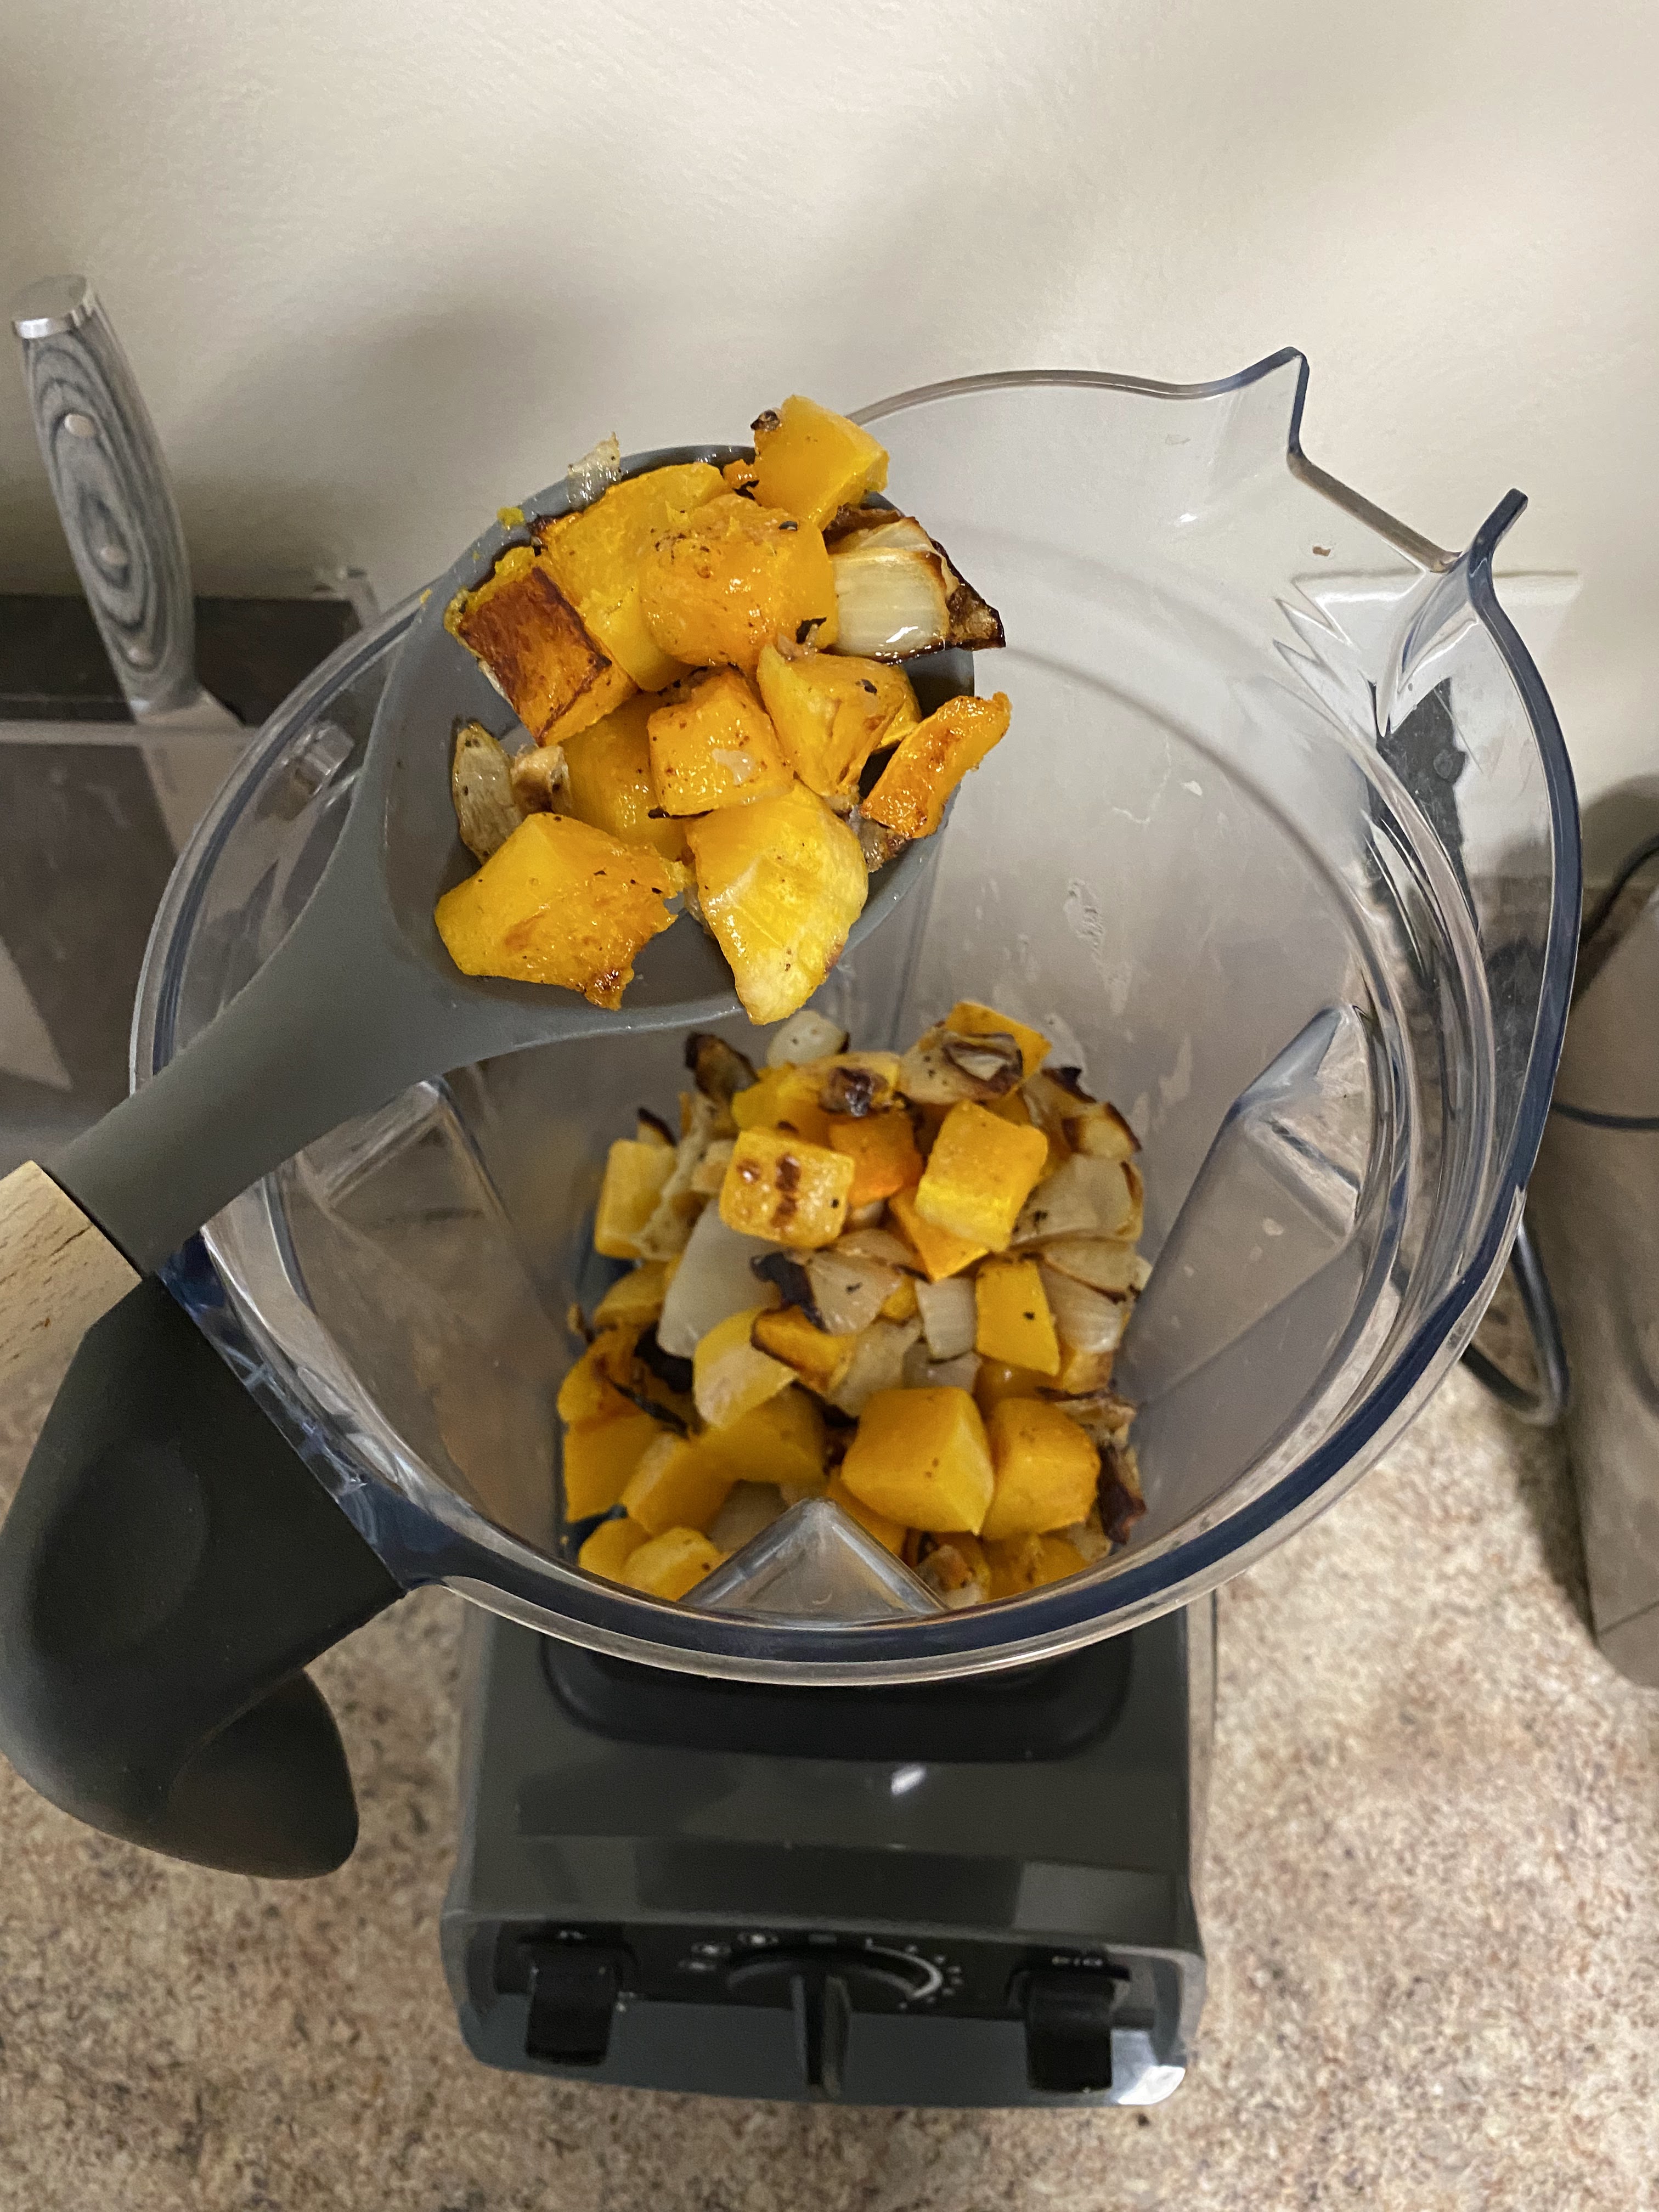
[{"x1": 441, "y1": 1602, "x2": 1209, "y2": 2107}]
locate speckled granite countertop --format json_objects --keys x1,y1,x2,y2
[{"x1": 1, "y1": 1365, "x2": 1655, "y2": 2212}]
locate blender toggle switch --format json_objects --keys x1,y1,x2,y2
[
  {"x1": 520, "y1": 1942, "x2": 632, "y2": 2067},
  {"x1": 1021, "y1": 1969, "x2": 1122, "y2": 2094}
]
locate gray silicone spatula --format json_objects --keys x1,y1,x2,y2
[{"x1": 0, "y1": 432, "x2": 965, "y2": 1398}]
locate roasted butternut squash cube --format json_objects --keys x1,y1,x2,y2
[
  {"x1": 541, "y1": 659, "x2": 639, "y2": 748},
  {"x1": 714, "y1": 1386, "x2": 827, "y2": 1488},
  {"x1": 752, "y1": 1304, "x2": 859, "y2": 1397},
  {"x1": 561, "y1": 695, "x2": 687, "y2": 862},
  {"x1": 985, "y1": 1531, "x2": 1088, "y2": 1600},
  {"x1": 825, "y1": 1475, "x2": 907, "y2": 1556},
  {"x1": 592, "y1": 1259, "x2": 676, "y2": 1331},
  {"x1": 639, "y1": 493, "x2": 839, "y2": 676},
  {"x1": 945, "y1": 999, "x2": 1050, "y2": 1080},
  {"x1": 622, "y1": 1525, "x2": 727, "y2": 1600},
  {"x1": 974, "y1": 1258, "x2": 1060, "y2": 1375},
  {"x1": 693, "y1": 1305, "x2": 796, "y2": 1428},
  {"x1": 556, "y1": 1328, "x2": 640, "y2": 1424},
  {"x1": 973, "y1": 1359, "x2": 1051, "y2": 1414},
  {"x1": 435, "y1": 813, "x2": 681, "y2": 1007},
  {"x1": 752, "y1": 396, "x2": 889, "y2": 528},
  {"x1": 647, "y1": 668, "x2": 794, "y2": 815},
  {"x1": 720, "y1": 1126, "x2": 855, "y2": 1248},
  {"x1": 828, "y1": 1110, "x2": 923, "y2": 1209},
  {"x1": 980, "y1": 1398, "x2": 1101, "y2": 1542},
  {"x1": 562, "y1": 1411, "x2": 663, "y2": 1520},
  {"x1": 446, "y1": 542, "x2": 623, "y2": 741},
  {"x1": 622, "y1": 1432, "x2": 736, "y2": 1537},
  {"x1": 578, "y1": 1515, "x2": 651, "y2": 1581},
  {"x1": 731, "y1": 1063, "x2": 835, "y2": 1147},
  {"x1": 839, "y1": 1386, "x2": 994, "y2": 1534},
  {"x1": 864, "y1": 692, "x2": 1013, "y2": 839},
  {"x1": 536, "y1": 461, "x2": 726, "y2": 690},
  {"x1": 593, "y1": 1137, "x2": 677, "y2": 1259},
  {"x1": 888, "y1": 1187, "x2": 987, "y2": 1283},
  {"x1": 879, "y1": 1272, "x2": 919, "y2": 1322},
  {"x1": 755, "y1": 644, "x2": 918, "y2": 804},
  {"x1": 915, "y1": 1102, "x2": 1048, "y2": 1252},
  {"x1": 686, "y1": 784, "x2": 867, "y2": 1023}
]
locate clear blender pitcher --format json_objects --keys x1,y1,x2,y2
[{"x1": 0, "y1": 354, "x2": 1578, "y2": 1874}]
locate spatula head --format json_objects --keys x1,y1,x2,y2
[{"x1": 358, "y1": 445, "x2": 973, "y2": 1044}]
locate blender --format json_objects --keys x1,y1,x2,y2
[{"x1": 0, "y1": 357, "x2": 1578, "y2": 2106}]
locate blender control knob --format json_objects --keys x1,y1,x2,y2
[
  {"x1": 1022, "y1": 1970, "x2": 1118, "y2": 2094},
  {"x1": 725, "y1": 1948, "x2": 926, "y2": 2098}
]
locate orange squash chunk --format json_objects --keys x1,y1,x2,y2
[
  {"x1": 752, "y1": 396, "x2": 889, "y2": 529},
  {"x1": 985, "y1": 1531, "x2": 1089, "y2": 1600},
  {"x1": 592, "y1": 1137, "x2": 676, "y2": 1259},
  {"x1": 913, "y1": 1101, "x2": 1048, "y2": 1252},
  {"x1": 446, "y1": 543, "x2": 623, "y2": 741},
  {"x1": 622, "y1": 1526, "x2": 727, "y2": 1600},
  {"x1": 888, "y1": 1187, "x2": 987, "y2": 1283},
  {"x1": 974, "y1": 1358, "x2": 1051, "y2": 1415},
  {"x1": 755, "y1": 644, "x2": 917, "y2": 804},
  {"x1": 752, "y1": 1305, "x2": 859, "y2": 1398},
  {"x1": 864, "y1": 692, "x2": 1012, "y2": 839},
  {"x1": 732, "y1": 1064, "x2": 836, "y2": 1148},
  {"x1": 435, "y1": 813, "x2": 681, "y2": 1007},
  {"x1": 825, "y1": 1474, "x2": 906, "y2": 1555},
  {"x1": 828, "y1": 1110, "x2": 923, "y2": 1208},
  {"x1": 622, "y1": 1433, "x2": 736, "y2": 1537},
  {"x1": 578, "y1": 1515, "x2": 650, "y2": 1582},
  {"x1": 719, "y1": 1127, "x2": 855, "y2": 1248},
  {"x1": 562, "y1": 1411, "x2": 664, "y2": 1521},
  {"x1": 973, "y1": 1258, "x2": 1060, "y2": 1375},
  {"x1": 980, "y1": 1398, "x2": 1101, "y2": 1542},
  {"x1": 647, "y1": 668, "x2": 795, "y2": 815},
  {"x1": 562, "y1": 695, "x2": 687, "y2": 862},
  {"x1": 639, "y1": 493, "x2": 839, "y2": 676},
  {"x1": 536, "y1": 461, "x2": 726, "y2": 691},
  {"x1": 839, "y1": 1386, "x2": 994, "y2": 1534}
]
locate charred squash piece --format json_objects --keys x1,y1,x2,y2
[{"x1": 446, "y1": 543, "x2": 623, "y2": 741}]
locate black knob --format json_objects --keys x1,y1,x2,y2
[
  {"x1": 726, "y1": 1947, "x2": 929, "y2": 2100},
  {"x1": 1022, "y1": 1970, "x2": 1118, "y2": 2094},
  {"x1": 725, "y1": 1946, "x2": 924, "y2": 2007}
]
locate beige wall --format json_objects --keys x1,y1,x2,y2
[{"x1": 3, "y1": 0, "x2": 1655, "y2": 856}]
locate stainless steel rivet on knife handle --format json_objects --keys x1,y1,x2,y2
[{"x1": 12, "y1": 274, "x2": 200, "y2": 719}]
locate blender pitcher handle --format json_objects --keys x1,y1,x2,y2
[{"x1": 0, "y1": 1279, "x2": 403, "y2": 1877}]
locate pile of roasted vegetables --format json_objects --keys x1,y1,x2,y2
[
  {"x1": 435, "y1": 397, "x2": 1011, "y2": 1024},
  {"x1": 561, "y1": 1001, "x2": 1149, "y2": 1608}
]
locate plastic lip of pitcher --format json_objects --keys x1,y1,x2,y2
[{"x1": 132, "y1": 354, "x2": 1580, "y2": 1686}]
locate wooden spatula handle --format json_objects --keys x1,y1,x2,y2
[{"x1": 0, "y1": 1162, "x2": 139, "y2": 1395}]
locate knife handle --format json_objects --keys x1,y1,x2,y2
[{"x1": 12, "y1": 274, "x2": 199, "y2": 720}]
